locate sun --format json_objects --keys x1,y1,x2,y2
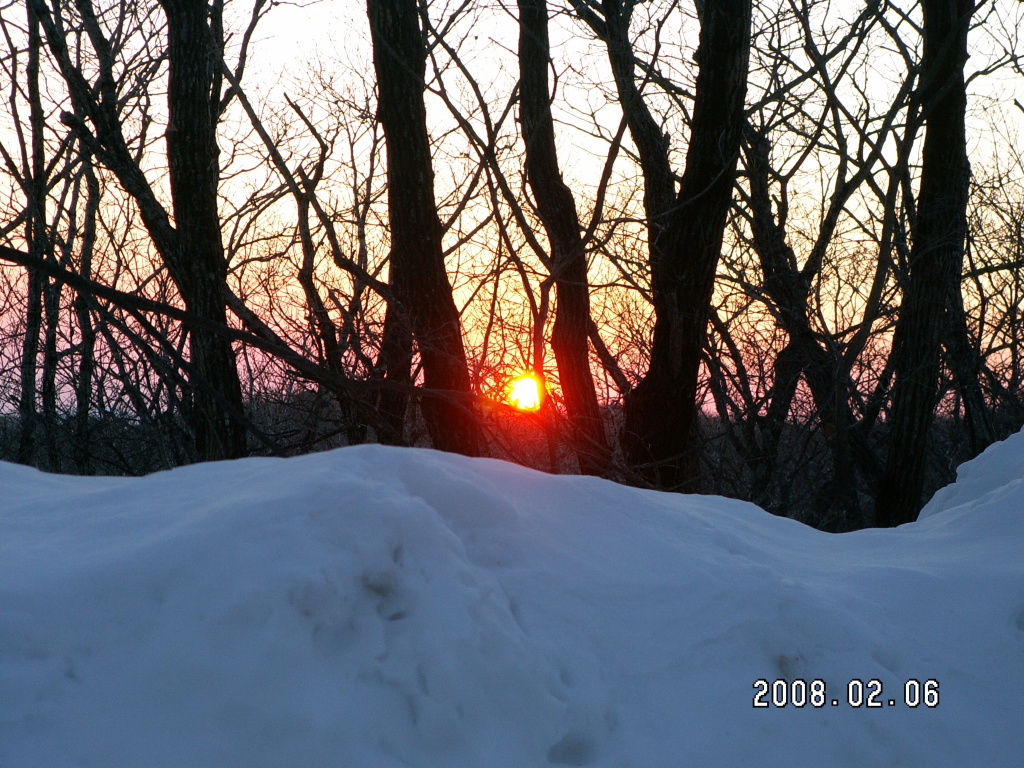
[{"x1": 507, "y1": 373, "x2": 544, "y2": 412}]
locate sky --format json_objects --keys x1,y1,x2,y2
[{"x1": 1, "y1": 425, "x2": 1022, "y2": 766}]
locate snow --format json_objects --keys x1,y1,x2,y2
[{"x1": 1, "y1": 439, "x2": 1022, "y2": 767}]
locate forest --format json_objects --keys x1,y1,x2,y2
[{"x1": 1, "y1": 0, "x2": 1023, "y2": 531}]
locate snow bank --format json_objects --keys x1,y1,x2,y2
[
  {"x1": 919, "y1": 428, "x2": 1024, "y2": 521},
  {"x1": 1, "y1": 443, "x2": 1021, "y2": 767}
]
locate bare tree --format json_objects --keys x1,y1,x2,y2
[
  {"x1": 28, "y1": 0, "x2": 252, "y2": 460},
  {"x1": 367, "y1": 0, "x2": 481, "y2": 455},
  {"x1": 518, "y1": 0, "x2": 610, "y2": 474},
  {"x1": 14, "y1": 0, "x2": 50, "y2": 465},
  {"x1": 620, "y1": 0, "x2": 753, "y2": 490},
  {"x1": 876, "y1": 0, "x2": 978, "y2": 526}
]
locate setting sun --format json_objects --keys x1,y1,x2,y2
[{"x1": 507, "y1": 374, "x2": 544, "y2": 412}]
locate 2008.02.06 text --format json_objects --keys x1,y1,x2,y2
[{"x1": 753, "y1": 678, "x2": 940, "y2": 708}]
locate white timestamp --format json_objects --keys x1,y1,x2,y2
[{"x1": 753, "y1": 678, "x2": 940, "y2": 708}]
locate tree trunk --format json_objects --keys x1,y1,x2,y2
[
  {"x1": 943, "y1": 284, "x2": 993, "y2": 453},
  {"x1": 518, "y1": 0, "x2": 609, "y2": 475},
  {"x1": 74, "y1": 156, "x2": 100, "y2": 474},
  {"x1": 622, "y1": 0, "x2": 753, "y2": 490},
  {"x1": 17, "y1": 1, "x2": 46, "y2": 467},
  {"x1": 41, "y1": 249, "x2": 61, "y2": 471},
  {"x1": 875, "y1": 0, "x2": 976, "y2": 526},
  {"x1": 160, "y1": 0, "x2": 248, "y2": 461},
  {"x1": 743, "y1": 126, "x2": 875, "y2": 529},
  {"x1": 376, "y1": 302, "x2": 412, "y2": 446},
  {"x1": 367, "y1": 0, "x2": 481, "y2": 456}
]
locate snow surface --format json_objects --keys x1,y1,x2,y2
[{"x1": 1, "y1": 437, "x2": 1022, "y2": 767}]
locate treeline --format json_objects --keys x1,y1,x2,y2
[{"x1": 1, "y1": 0, "x2": 1023, "y2": 529}]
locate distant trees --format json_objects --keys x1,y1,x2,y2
[{"x1": 1, "y1": 0, "x2": 1024, "y2": 528}]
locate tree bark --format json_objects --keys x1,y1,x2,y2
[
  {"x1": 875, "y1": 0, "x2": 976, "y2": 526},
  {"x1": 942, "y1": 282, "x2": 993, "y2": 453},
  {"x1": 159, "y1": 0, "x2": 247, "y2": 461},
  {"x1": 367, "y1": 0, "x2": 481, "y2": 456},
  {"x1": 73, "y1": 156, "x2": 100, "y2": 473},
  {"x1": 376, "y1": 302, "x2": 412, "y2": 445},
  {"x1": 621, "y1": 0, "x2": 752, "y2": 490},
  {"x1": 17, "y1": 0, "x2": 47, "y2": 466},
  {"x1": 518, "y1": 0, "x2": 609, "y2": 475}
]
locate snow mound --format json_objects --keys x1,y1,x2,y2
[
  {"x1": 919, "y1": 428, "x2": 1024, "y2": 521},
  {"x1": 1, "y1": 444, "x2": 1022, "y2": 767}
]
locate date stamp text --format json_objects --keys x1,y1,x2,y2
[{"x1": 753, "y1": 678, "x2": 939, "y2": 708}]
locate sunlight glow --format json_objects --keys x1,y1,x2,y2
[{"x1": 507, "y1": 374, "x2": 544, "y2": 412}]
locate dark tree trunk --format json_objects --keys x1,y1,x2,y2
[
  {"x1": 622, "y1": 0, "x2": 752, "y2": 490},
  {"x1": 367, "y1": 0, "x2": 481, "y2": 456},
  {"x1": 875, "y1": 0, "x2": 976, "y2": 526},
  {"x1": 41, "y1": 249, "x2": 61, "y2": 470},
  {"x1": 518, "y1": 0, "x2": 609, "y2": 475},
  {"x1": 943, "y1": 285, "x2": 993, "y2": 453},
  {"x1": 743, "y1": 126, "x2": 880, "y2": 529},
  {"x1": 17, "y1": 2, "x2": 45, "y2": 466},
  {"x1": 74, "y1": 156, "x2": 100, "y2": 473},
  {"x1": 376, "y1": 302, "x2": 412, "y2": 446},
  {"x1": 160, "y1": 0, "x2": 247, "y2": 461},
  {"x1": 17, "y1": 252, "x2": 44, "y2": 466}
]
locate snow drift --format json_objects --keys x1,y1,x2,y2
[{"x1": 1, "y1": 434, "x2": 1022, "y2": 767}]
